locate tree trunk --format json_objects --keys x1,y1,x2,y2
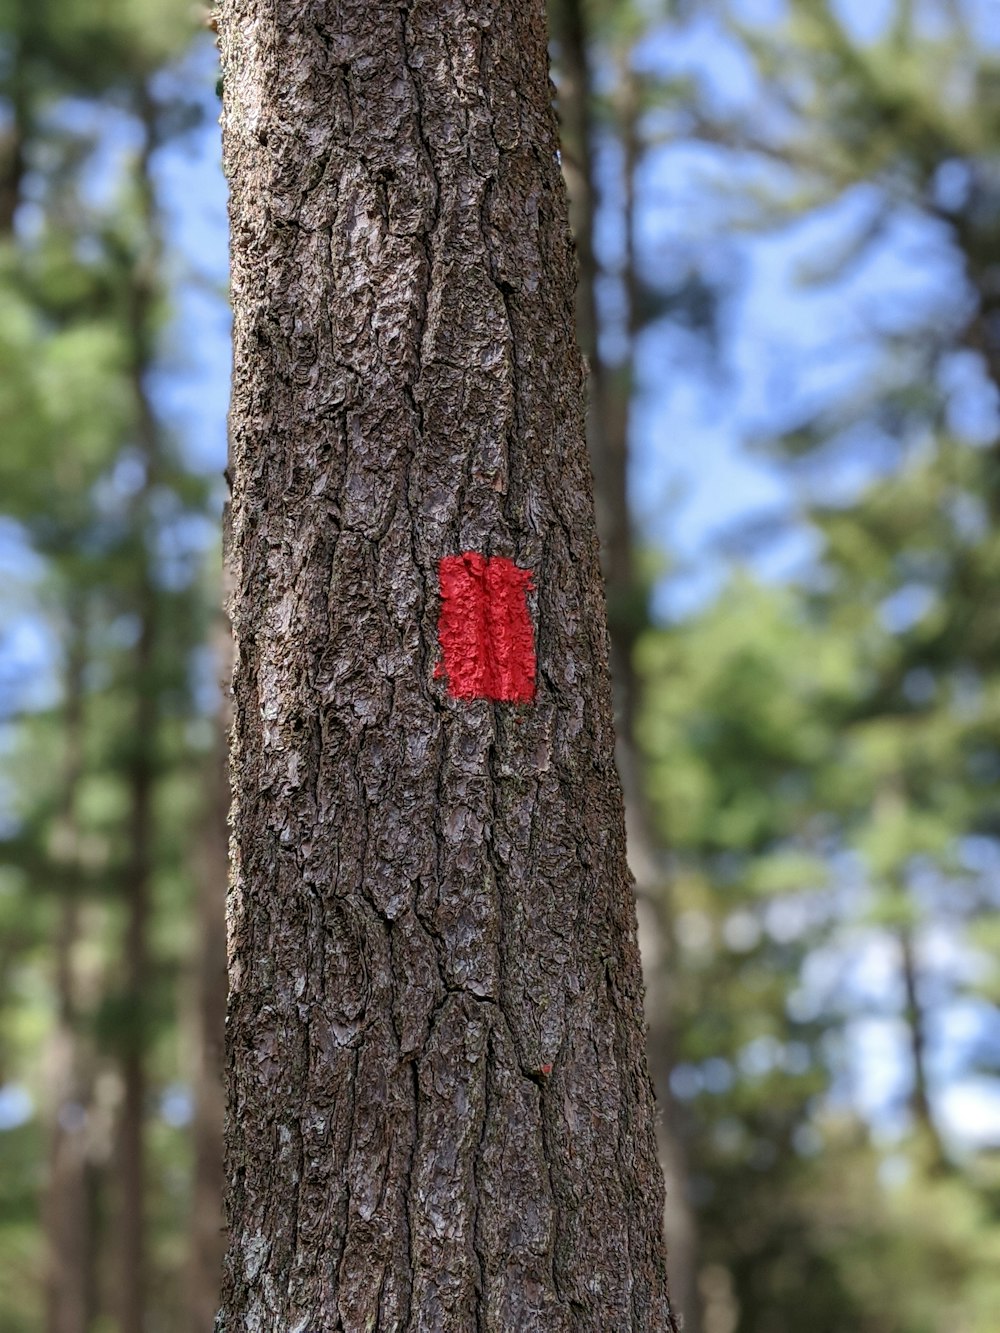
[
  {"x1": 119, "y1": 611, "x2": 153, "y2": 1333},
  {"x1": 43, "y1": 605, "x2": 98, "y2": 1333},
  {"x1": 552, "y1": 7, "x2": 704, "y2": 1329},
  {"x1": 117, "y1": 85, "x2": 162, "y2": 1333},
  {"x1": 899, "y1": 927, "x2": 947, "y2": 1171},
  {"x1": 217, "y1": 1, "x2": 673, "y2": 1329},
  {"x1": 0, "y1": 7, "x2": 29, "y2": 237},
  {"x1": 551, "y1": 0, "x2": 624, "y2": 592}
]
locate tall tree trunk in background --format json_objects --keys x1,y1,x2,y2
[
  {"x1": 875, "y1": 781, "x2": 948, "y2": 1173},
  {"x1": 552, "y1": 0, "x2": 626, "y2": 586},
  {"x1": 43, "y1": 605, "x2": 97, "y2": 1333},
  {"x1": 187, "y1": 615, "x2": 231, "y2": 1333},
  {"x1": 119, "y1": 603, "x2": 154, "y2": 1333},
  {"x1": 616, "y1": 71, "x2": 704, "y2": 1328},
  {"x1": 117, "y1": 86, "x2": 162, "y2": 1333},
  {"x1": 0, "y1": 5, "x2": 29, "y2": 235},
  {"x1": 899, "y1": 927, "x2": 947, "y2": 1171},
  {"x1": 119, "y1": 552, "x2": 154, "y2": 1333},
  {"x1": 551, "y1": 4, "x2": 704, "y2": 1330},
  {"x1": 217, "y1": 0, "x2": 674, "y2": 1328}
]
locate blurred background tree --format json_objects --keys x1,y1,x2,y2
[
  {"x1": 1, "y1": 0, "x2": 1000, "y2": 1330},
  {"x1": 0, "y1": 3, "x2": 226, "y2": 1330},
  {"x1": 624, "y1": 1, "x2": 1000, "y2": 1329}
]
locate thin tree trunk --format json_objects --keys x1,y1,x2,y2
[
  {"x1": 552, "y1": 7, "x2": 704, "y2": 1329},
  {"x1": 899, "y1": 927, "x2": 947, "y2": 1170},
  {"x1": 874, "y1": 783, "x2": 948, "y2": 1173},
  {"x1": 43, "y1": 605, "x2": 98, "y2": 1333},
  {"x1": 117, "y1": 84, "x2": 163, "y2": 1333},
  {"x1": 187, "y1": 617, "x2": 231, "y2": 1332},
  {"x1": 119, "y1": 614, "x2": 153, "y2": 1333},
  {"x1": 217, "y1": 1, "x2": 673, "y2": 1329},
  {"x1": 552, "y1": 0, "x2": 621, "y2": 575},
  {"x1": 0, "y1": 6, "x2": 29, "y2": 236},
  {"x1": 615, "y1": 68, "x2": 704, "y2": 1333},
  {"x1": 642, "y1": 895, "x2": 703, "y2": 1333}
]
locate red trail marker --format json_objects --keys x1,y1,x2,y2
[{"x1": 436, "y1": 553, "x2": 536, "y2": 703}]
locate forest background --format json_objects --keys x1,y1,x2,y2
[{"x1": 1, "y1": 1, "x2": 999, "y2": 1331}]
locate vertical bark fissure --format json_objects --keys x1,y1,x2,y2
[
  {"x1": 333, "y1": 1047, "x2": 359, "y2": 1326},
  {"x1": 401, "y1": 1056, "x2": 420, "y2": 1329},
  {"x1": 470, "y1": 1025, "x2": 493, "y2": 1333},
  {"x1": 218, "y1": 0, "x2": 671, "y2": 1327}
]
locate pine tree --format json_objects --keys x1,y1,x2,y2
[{"x1": 217, "y1": 1, "x2": 673, "y2": 1327}]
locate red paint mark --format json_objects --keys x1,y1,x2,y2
[
  {"x1": 437, "y1": 553, "x2": 536, "y2": 703},
  {"x1": 539, "y1": 1062, "x2": 553, "y2": 1077}
]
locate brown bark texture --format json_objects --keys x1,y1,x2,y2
[{"x1": 218, "y1": 1, "x2": 673, "y2": 1329}]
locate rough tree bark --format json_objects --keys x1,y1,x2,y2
[{"x1": 218, "y1": 1, "x2": 674, "y2": 1329}]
